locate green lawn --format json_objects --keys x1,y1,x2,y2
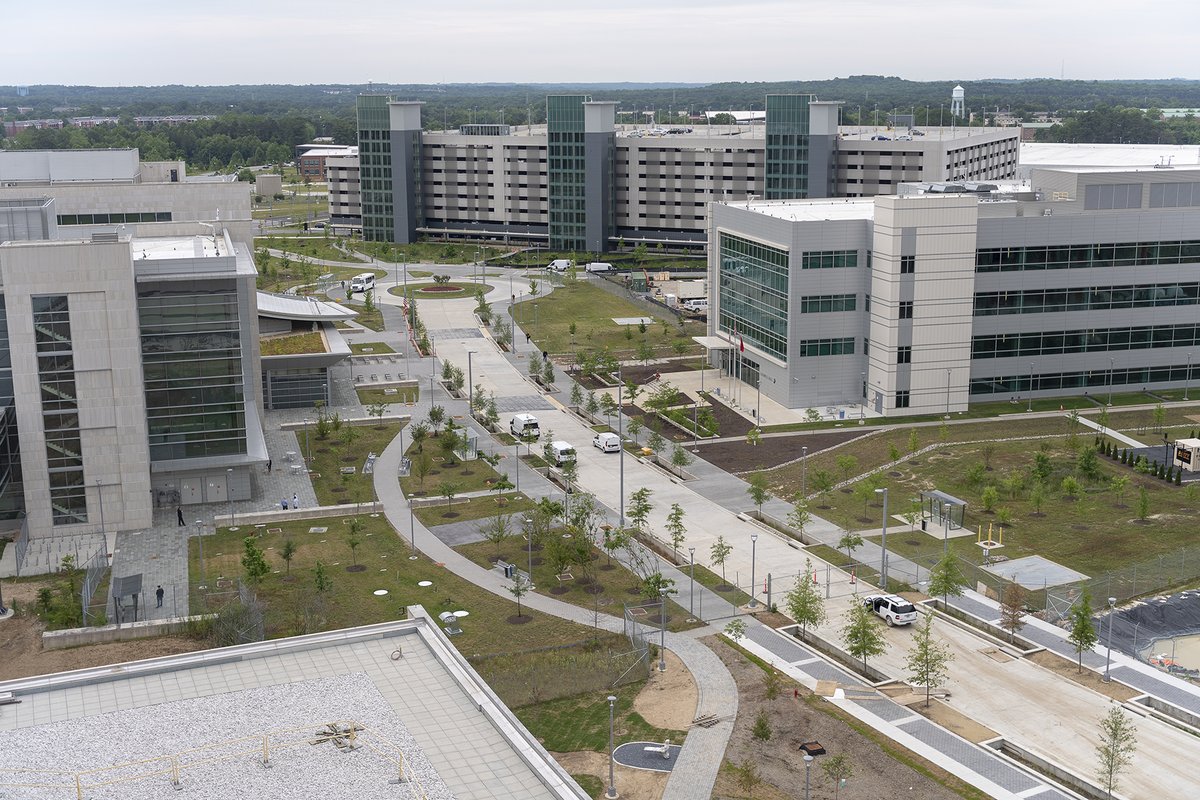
[
  {"x1": 389, "y1": 282, "x2": 495, "y2": 300},
  {"x1": 414, "y1": 494, "x2": 538, "y2": 528},
  {"x1": 349, "y1": 341, "x2": 395, "y2": 355},
  {"x1": 341, "y1": 300, "x2": 385, "y2": 331},
  {"x1": 689, "y1": 563, "x2": 752, "y2": 606},
  {"x1": 455, "y1": 538, "x2": 703, "y2": 632},
  {"x1": 356, "y1": 386, "x2": 420, "y2": 406},
  {"x1": 520, "y1": 282, "x2": 704, "y2": 358},
  {"x1": 307, "y1": 421, "x2": 405, "y2": 506},
  {"x1": 514, "y1": 684, "x2": 686, "y2": 752},
  {"x1": 260, "y1": 331, "x2": 326, "y2": 356},
  {"x1": 401, "y1": 436, "x2": 504, "y2": 498},
  {"x1": 258, "y1": 236, "x2": 363, "y2": 264},
  {"x1": 187, "y1": 515, "x2": 592, "y2": 650},
  {"x1": 571, "y1": 775, "x2": 605, "y2": 799},
  {"x1": 254, "y1": 254, "x2": 383, "y2": 295},
  {"x1": 807, "y1": 436, "x2": 1199, "y2": 578},
  {"x1": 352, "y1": 240, "x2": 514, "y2": 265}
]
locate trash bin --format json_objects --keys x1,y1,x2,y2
[
  {"x1": 838, "y1": 410, "x2": 845, "y2": 420},
  {"x1": 503, "y1": 563, "x2": 515, "y2": 579},
  {"x1": 921, "y1": 519, "x2": 928, "y2": 532}
]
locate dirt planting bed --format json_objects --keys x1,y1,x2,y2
[{"x1": 697, "y1": 429, "x2": 869, "y2": 473}]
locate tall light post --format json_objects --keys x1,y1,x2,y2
[
  {"x1": 1186, "y1": 352, "x2": 1192, "y2": 402},
  {"x1": 303, "y1": 418, "x2": 310, "y2": 464},
  {"x1": 513, "y1": 441, "x2": 520, "y2": 493},
  {"x1": 467, "y1": 351, "x2": 477, "y2": 417},
  {"x1": 659, "y1": 587, "x2": 668, "y2": 672},
  {"x1": 876, "y1": 487, "x2": 889, "y2": 590},
  {"x1": 944, "y1": 367, "x2": 952, "y2": 418},
  {"x1": 943, "y1": 502, "x2": 954, "y2": 557},
  {"x1": 618, "y1": 383, "x2": 625, "y2": 528},
  {"x1": 801, "y1": 446, "x2": 808, "y2": 495},
  {"x1": 524, "y1": 516, "x2": 534, "y2": 587},
  {"x1": 95, "y1": 479, "x2": 106, "y2": 544},
  {"x1": 409, "y1": 505, "x2": 417, "y2": 558},
  {"x1": 226, "y1": 468, "x2": 235, "y2": 528},
  {"x1": 195, "y1": 519, "x2": 205, "y2": 588},
  {"x1": 1104, "y1": 596, "x2": 1117, "y2": 682},
  {"x1": 803, "y1": 753, "x2": 814, "y2": 800},
  {"x1": 605, "y1": 695, "x2": 618, "y2": 799},
  {"x1": 1027, "y1": 363, "x2": 1034, "y2": 412},
  {"x1": 1108, "y1": 358, "x2": 1115, "y2": 406},
  {"x1": 749, "y1": 533, "x2": 759, "y2": 608},
  {"x1": 688, "y1": 547, "x2": 696, "y2": 618}
]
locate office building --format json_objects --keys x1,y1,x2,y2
[
  {"x1": 705, "y1": 166, "x2": 1200, "y2": 417},
  {"x1": 0, "y1": 149, "x2": 354, "y2": 559},
  {"x1": 332, "y1": 94, "x2": 1020, "y2": 251}
]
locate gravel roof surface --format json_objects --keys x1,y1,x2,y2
[{"x1": 0, "y1": 673, "x2": 455, "y2": 800}]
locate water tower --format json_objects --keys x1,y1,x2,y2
[{"x1": 950, "y1": 85, "x2": 965, "y2": 119}]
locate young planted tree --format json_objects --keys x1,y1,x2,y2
[
  {"x1": 723, "y1": 617, "x2": 746, "y2": 642},
  {"x1": 481, "y1": 513, "x2": 513, "y2": 559},
  {"x1": 785, "y1": 558, "x2": 826, "y2": 638},
  {"x1": 746, "y1": 427, "x2": 762, "y2": 447},
  {"x1": 746, "y1": 472, "x2": 772, "y2": 516},
  {"x1": 837, "y1": 530, "x2": 864, "y2": 563},
  {"x1": 428, "y1": 405, "x2": 446, "y2": 434},
  {"x1": 811, "y1": 469, "x2": 834, "y2": 505},
  {"x1": 711, "y1": 535, "x2": 733, "y2": 588},
  {"x1": 842, "y1": 598, "x2": 887, "y2": 674},
  {"x1": 367, "y1": 402, "x2": 388, "y2": 428},
  {"x1": 437, "y1": 480, "x2": 462, "y2": 509},
  {"x1": 670, "y1": 443, "x2": 693, "y2": 477},
  {"x1": 410, "y1": 421, "x2": 429, "y2": 452},
  {"x1": 569, "y1": 381, "x2": 584, "y2": 409},
  {"x1": 836, "y1": 454, "x2": 859, "y2": 483},
  {"x1": 998, "y1": 582, "x2": 1027, "y2": 643},
  {"x1": 541, "y1": 357, "x2": 556, "y2": 388},
  {"x1": 507, "y1": 573, "x2": 532, "y2": 620},
  {"x1": 627, "y1": 487, "x2": 654, "y2": 533},
  {"x1": 412, "y1": 451, "x2": 434, "y2": 487},
  {"x1": 314, "y1": 561, "x2": 332, "y2": 594},
  {"x1": 786, "y1": 495, "x2": 811, "y2": 539},
  {"x1": 280, "y1": 539, "x2": 297, "y2": 576},
  {"x1": 1137, "y1": 486, "x2": 1150, "y2": 521},
  {"x1": 646, "y1": 430, "x2": 666, "y2": 460},
  {"x1": 821, "y1": 754, "x2": 854, "y2": 800},
  {"x1": 1068, "y1": 589, "x2": 1099, "y2": 673},
  {"x1": 665, "y1": 503, "x2": 687, "y2": 562},
  {"x1": 904, "y1": 614, "x2": 955, "y2": 707},
  {"x1": 241, "y1": 537, "x2": 270, "y2": 584},
  {"x1": 928, "y1": 552, "x2": 970, "y2": 607},
  {"x1": 751, "y1": 710, "x2": 772, "y2": 744},
  {"x1": 585, "y1": 391, "x2": 601, "y2": 417},
  {"x1": 626, "y1": 417, "x2": 643, "y2": 446},
  {"x1": 908, "y1": 429, "x2": 920, "y2": 456},
  {"x1": 735, "y1": 760, "x2": 761, "y2": 799},
  {"x1": 1095, "y1": 705, "x2": 1138, "y2": 800}
]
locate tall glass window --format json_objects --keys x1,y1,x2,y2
[
  {"x1": 33, "y1": 295, "x2": 86, "y2": 525},
  {"x1": 718, "y1": 233, "x2": 789, "y2": 360},
  {"x1": 0, "y1": 298, "x2": 23, "y2": 521},
  {"x1": 765, "y1": 94, "x2": 812, "y2": 200},
  {"x1": 138, "y1": 283, "x2": 247, "y2": 461},
  {"x1": 547, "y1": 95, "x2": 588, "y2": 251},
  {"x1": 358, "y1": 95, "x2": 397, "y2": 242}
]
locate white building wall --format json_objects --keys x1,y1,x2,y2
[
  {"x1": 0, "y1": 239, "x2": 153, "y2": 539},
  {"x1": 868, "y1": 196, "x2": 978, "y2": 415}
]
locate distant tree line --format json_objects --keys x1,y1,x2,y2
[{"x1": 1035, "y1": 105, "x2": 1200, "y2": 144}]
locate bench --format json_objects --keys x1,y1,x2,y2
[
  {"x1": 643, "y1": 740, "x2": 672, "y2": 760},
  {"x1": 0, "y1": 692, "x2": 17, "y2": 706}
]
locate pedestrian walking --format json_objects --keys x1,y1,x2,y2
[
  {"x1": 176, "y1": 507, "x2": 185, "y2": 527},
  {"x1": 292, "y1": 493, "x2": 299, "y2": 509},
  {"x1": 267, "y1": 458, "x2": 272, "y2": 474},
  {"x1": 155, "y1": 585, "x2": 164, "y2": 608},
  {"x1": 282, "y1": 497, "x2": 289, "y2": 510}
]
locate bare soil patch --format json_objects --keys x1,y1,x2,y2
[
  {"x1": 0, "y1": 612, "x2": 203, "y2": 682},
  {"x1": 1027, "y1": 649, "x2": 1141, "y2": 701},
  {"x1": 886, "y1": 692, "x2": 998, "y2": 743},
  {"x1": 554, "y1": 750, "x2": 666, "y2": 800},
  {"x1": 698, "y1": 430, "x2": 868, "y2": 473},
  {"x1": 633, "y1": 651, "x2": 698, "y2": 731},
  {"x1": 710, "y1": 634, "x2": 972, "y2": 800}
]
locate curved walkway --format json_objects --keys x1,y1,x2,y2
[{"x1": 372, "y1": 395, "x2": 737, "y2": 800}]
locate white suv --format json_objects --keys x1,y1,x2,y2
[{"x1": 862, "y1": 594, "x2": 918, "y2": 626}]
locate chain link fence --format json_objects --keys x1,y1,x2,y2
[{"x1": 80, "y1": 543, "x2": 110, "y2": 626}]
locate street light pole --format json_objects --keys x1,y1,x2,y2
[
  {"x1": 1104, "y1": 596, "x2": 1116, "y2": 681},
  {"x1": 467, "y1": 351, "x2": 476, "y2": 417},
  {"x1": 749, "y1": 533, "x2": 759, "y2": 608},
  {"x1": 514, "y1": 441, "x2": 520, "y2": 493},
  {"x1": 803, "y1": 753, "x2": 814, "y2": 800},
  {"x1": 688, "y1": 547, "x2": 696, "y2": 618},
  {"x1": 226, "y1": 468, "x2": 235, "y2": 528},
  {"x1": 1108, "y1": 358, "x2": 1115, "y2": 406},
  {"x1": 801, "y1": 446, "x2": 808, "y2": 495},
  {"x1": 195, "y1": 519, "x2": 205, "y2": 588},
  {"x1": 618, "y1": 383, "x2": 625, "y2": 528},
  {"x1": 409, "y1": 505, "x2": 417, "y2": 557},
  {"x1": 943, "y1": 502, "x2": 953, "y2": 557},
  {"x1": 303, "y1": 418, "x2": 310, "y2": 464},
  {"x1": 1186, "y1": 352, "x2": 1193, "y2": 402},
  {"x1": 945, "y1": 367, "x2": 952, "y2": 418},
  {"x1": 659, "y1": 587, "x2": 668, "y2": 672},
  {"x1": 1027, "y1": 363, "x2": 1034, "y2": 412},
  {"x1": 606, "y1": 695, "x2": 618, "y2": 799},
  {"x1": 876, "y1": 487, "x2": 889, "y2": 591}
]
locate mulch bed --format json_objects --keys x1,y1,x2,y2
[
  {"x1": 696, "y1": 429, "x2": 869, "y2": 473},
  {"x1": 698, "y1": 394, "x2": 755, "y2": 438}
]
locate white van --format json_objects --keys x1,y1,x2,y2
[
  {"x1": 548, "y1": 259, "x2": 573, "y2": 272},
  {"x1": 349, "y1": 273, "x2": 376, "y2": 293},
  {"x1": 509, "y1": 413, "x2": 540, "y2": 439},
  {"x1": 585, "y1": 262, "x2": 613, "y2": 273},
  {"x1": 681, "y1": 298, "x2": 709, "y2": 312},
  {"x1": 550, "y1": 440, "x2": 577, "y2": 466},
  {"x1": 592, "y1": 432, "x2": 621, "y2": 452}
]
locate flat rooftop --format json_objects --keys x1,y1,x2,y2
[
  {"x1": 1020, "y1": 142, "x2": 1200, "y2": 169},
  {"x1": 0, "y1": 611, "x2": 580, "y2": 800},
  {"x1": 743, "y1": 197, "x2": 876, "y2": 222},
  {"x1": 836, "y1": 125, "x2": 1015, "y2": 143},
  {"x1": 132, "y1": 234, "x2": 225, "y2": 260}
]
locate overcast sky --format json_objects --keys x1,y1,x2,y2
[{"x1": 8, "y1": 1, "x2": 1195, "y2": 86}]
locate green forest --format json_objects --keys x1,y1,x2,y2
[{"x1": 3, "y1": 78, "x2": 1200, "y2": 170}]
